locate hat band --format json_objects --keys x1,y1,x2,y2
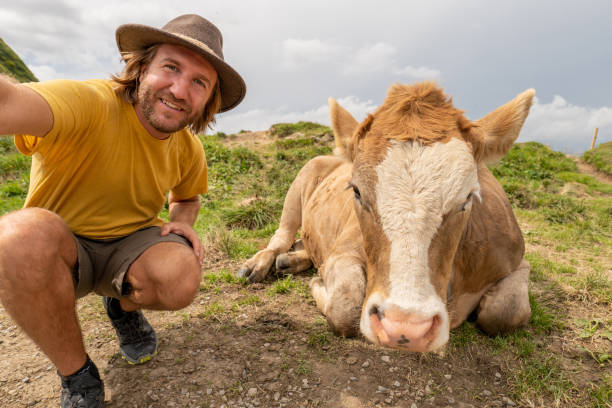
[{"x1": 172, "y1": 32, "x2": 220, "y2": 59}]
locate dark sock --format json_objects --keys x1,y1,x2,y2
[
  {"x1": 60, "y1": 355, "x2": 100, "y2": 381},
  {"x1": 106, "y1": 296, "x2": 126, "y2": 319}
]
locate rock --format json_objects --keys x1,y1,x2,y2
[
  {"x1": 444, "y1": 374, "x2": 452, "y2": 380},
  {"x1": 362, "y1": 361, "x2": 370, "y2": 368},
  {"x1": 502, "y1": 396, "x2": 517, "y2": 406},
  {"x1": 393, "y1": 381, "x2": 401, "y2": 387},
  {"x1": 274, "y1": 392, "x2": 280, "y2": 401},
  {"x1": 482, "y1": 390, "x2": 492, "y2": 397},
  {"x1": 495, "y1": 372, "x2": 502, "y2": 379},
  {"x1": 346, "y1": 356, "x2": 358, "y2": 365},
  {"x1": 381, "y1": 355, "x2": 391, "y2": 363},
  {"x1": 247, "y1": 387, "x2": 258, "y2": 397}
]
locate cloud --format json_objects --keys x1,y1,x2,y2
[
  {"x1": 342, "y1": 42, "x2": 397, "y2": 75},
  {"x1": 519, "y1": 95, "x2": 612, "y2": 154},
  {"x1": 281, "y1": 38, "x2": 440, "y2": 82},
  {"x1": 213, "y1": 95, "x2": 377, "y2": 135},
  {"x1": 281, "y1": 38, "x2": 348, "y2": 69},
  {"x1": 392, "y1": 65, "x2": 440, "y2": 80}
]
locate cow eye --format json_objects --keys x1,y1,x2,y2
[
  {"x1": 348, "y1": 183, "x2": 362, "y2": 202},
  {"x1": 352, "y1": 185, "x2": 361, "y2": 201},
  {"x1": 461, "y1": 192, "x2": 473, "y2": 211}
]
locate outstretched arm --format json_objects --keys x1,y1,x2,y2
[
  {"x1": 0, "y1": 74, "x2": 53, "y2": 137},
  {"x1": 160, "y1": 193, "x2": 203, "y2": 263}
]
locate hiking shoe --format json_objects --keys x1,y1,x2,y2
[
  {"x1": 102, "y1": 296, "x2": 158, "y2": 364},
  {"x1": 60, "y1": 357, "x2": 105, "y2": 407}
]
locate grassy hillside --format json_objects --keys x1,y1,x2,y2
[
  {"x1": 0, "y1": 123, "x2": 610, "y2": 407},
  {"x1": 583, "y1": 141, "x2": 612, "y2": 176},
  {"x1": 0, "y1": 38, "x2": 37, "y2": 83}
]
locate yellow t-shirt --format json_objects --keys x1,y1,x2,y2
[{"x1": 15, "y1": 79, "x2": 208, "y2": 239}]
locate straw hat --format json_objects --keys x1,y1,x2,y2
[{"x1": 116, "y1": 14, "x2": 246, "y2": 112}]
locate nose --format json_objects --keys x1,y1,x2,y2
[
  {"x1": 168, "y1": 76, "x2": 190, "y2": 101},
  {"x1": 368, "y1": 306, "x2": 442, "y2": 352}
]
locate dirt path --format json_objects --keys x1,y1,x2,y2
[{"x1": 569, "y1": 156, "x2": 612, "y2": 184}]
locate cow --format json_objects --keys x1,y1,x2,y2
[{"x1": 238, "y1": 82, "x2": 533, "y2": 352}]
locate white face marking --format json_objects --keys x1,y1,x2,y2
[{"x1": 360, "y1": 138, "x2": 479, "y2": 349}]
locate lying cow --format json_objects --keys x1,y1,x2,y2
[{"x1": 238, "y1": 82, "x2": 533, "y2": 352}]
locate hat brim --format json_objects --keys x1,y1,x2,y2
[{"x1": 116, "y1": 24, "x2": 246, "y2": 113}]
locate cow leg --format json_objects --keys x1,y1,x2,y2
[
  {"x1": 237, "y1": 170, "x2": 308, "y2": 282},
  {"x1": 310, "y1": 255, "x2": 365, "y2": 337},
  {"x1": 476, "y1": 259, "x2": 531, "y2": 335},
  {"x1": 275, "y1": 239, "x2": 313, "y2": 275}
]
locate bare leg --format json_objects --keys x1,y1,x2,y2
[
  {"x1": 476, "y1": 259, "x2": 531, "y2": 335},
  {"x1": 0, "y1": 208, "x2": 84, "y2": 376},
  {"x1": 310, "y1": 255, "x2": 365, "y2": 337},
  {"x1": 119, "y1": 241, "x2": 202, "y2": 312}
]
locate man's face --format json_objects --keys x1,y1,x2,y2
[{"x1": 135, "y1": 43, "x2": 218, "y2": 139}]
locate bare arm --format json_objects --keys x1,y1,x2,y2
[
  {"x1": 0, "y1": 74, "x2": 53, "y2": 137},
  {"x1": 168, "y1": 193, "x2": 201, "y2": 225},
  {"x1": 160, "y1": 192, "x2": 203, "y2": 262}
]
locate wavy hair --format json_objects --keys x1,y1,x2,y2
[{"x1": 111, "y1": 44, "x2": 222, "y2": 134}]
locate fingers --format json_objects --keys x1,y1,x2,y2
[{"x1": 161, "y1": 222, "x2": 204, "y2": 264}]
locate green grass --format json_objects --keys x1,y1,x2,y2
[
  {"x1": 0, "y1": 38, "x2": 38, "y2": 83},
  {"x1": 491, "y1": 142, "x2": 577, "y2": 183},
  {"x1": 270, "y1": 121, "x2": 331, "y2": 138},
  {"x1": 582, "y1": 141, "x2": 612, "y2": 176},
  {"x1": 221, "y1": 199, "x2": 282, "y2": 230},
  {"x1": 511, "y1": 355, "x2": 574, "y2": 405}
]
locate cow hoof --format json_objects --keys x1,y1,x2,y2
[
  {"x1": 276, "y1": 254, "x2": 290, "y2": 270},
  {"x1": 237, "y1": 267, "x2": 250, "y2": 279}
]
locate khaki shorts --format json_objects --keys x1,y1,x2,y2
[{"x1": 72, "y1": 226, "x2": 191, "y2": 299}]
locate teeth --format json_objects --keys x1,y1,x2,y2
[{"x1": 161, "y1": 99, "x2": 183, "y2": 111}]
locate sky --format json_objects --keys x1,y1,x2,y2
[{"x1": 2, "y1": 0, "x2": 611, "y2": 154}]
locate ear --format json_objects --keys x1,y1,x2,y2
[
  {"x1": 329, "y1": 97, "x2": 359, "y2": 160},
  {"x1": 474, "y1": 89, "x2": 535, "y2": 164}
]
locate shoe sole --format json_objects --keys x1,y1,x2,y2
[{"x1": 120, "y1": 346, "x2": 158, "y2": 365}]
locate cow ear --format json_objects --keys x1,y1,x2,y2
[
  {"x1": 329, "y1": 97, "x2": 359, "y2": 161},
  {"x1": 473, "y1": 89, "x2": 535, "y2": 164}
]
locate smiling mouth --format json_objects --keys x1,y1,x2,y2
[{"x1": 160, "y1": 98, "x2": 185, "y2": 112}]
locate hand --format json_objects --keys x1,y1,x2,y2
[{"x1": 160, "y1": 222, "x2": 204, "y2": 264}]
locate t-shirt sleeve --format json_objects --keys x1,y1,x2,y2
[
  {"x1": 14, "y1": 80, "x2": 107, "y2": 159},
  {"x1": 170, "y1": 135, "x2": 208, "y2": 200}
]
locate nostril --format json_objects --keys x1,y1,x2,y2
[
  {"x1": 369, "y1": 305, "x2": 385, "y2": 321},
  {"x1": 369, "y1": 305, "x2": 378, "y2": 316}
]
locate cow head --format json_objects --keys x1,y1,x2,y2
[{"x1": 329, "y1": 82, "x2": 534, "y2": 352}]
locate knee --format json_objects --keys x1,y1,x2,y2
[
  {"x1": 0, "y1": 208, "x2": 73, "y2": 254},
  {"x1": 0, "y1": 208, "x2": 75, "y2": 287},
  {"x1": 477, "y1": 292, "x2": 531, "y2": 335},
  {"x1": 132, "y1": 244, "x2": 201, "y2": 310}
]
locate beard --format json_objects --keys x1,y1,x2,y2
[{"x1": 137, "y1": 83, "x2": 200, "y2": 134}]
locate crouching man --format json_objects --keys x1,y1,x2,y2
[{"x1": 0, "y1": 14, "x2": 245, "y2": 407}]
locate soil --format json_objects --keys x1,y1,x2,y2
[{"x1": 0, "y1": 267, "x2": 524, "y2": 408}]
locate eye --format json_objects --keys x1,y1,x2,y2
[
  {"x1": 164, "y1": 64, "x2": 178, "y2": 72},
  {"x1": 194, "y1": 78, "x2": 207, "y2": 88},
  {"x1": 347, "y1": 183, "x2": 361, "y2": 202},
  {"x1": 461, "y1": 192, "x2": 473, "y2": 212}
]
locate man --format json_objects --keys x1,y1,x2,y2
[{"x1": 0, "y1": 14, "x2": 245, "y2": 407}]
